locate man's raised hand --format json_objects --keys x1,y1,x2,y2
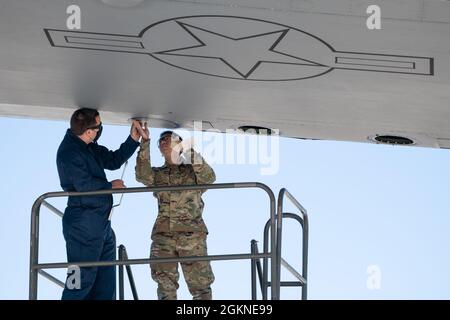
[
  {"x1": 180, "y1": 137, "x2": 195, "y2": 153},
  {"x1": 130, "y1": 120, "x2": 142, "y2": 142},
  {"x1": 135, "y1": 121, "x2": 150, "y2": 141}
]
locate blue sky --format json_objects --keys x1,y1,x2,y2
[{"x1": 1, "y1": 116, "x2": 450, "y2": 300}]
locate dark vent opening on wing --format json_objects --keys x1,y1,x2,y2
[
  {"x1": 238, "y1": 126, "x2": 274, "y2": 135},
  {"x1": 374, "y1": 135, "x2": 414, "y2": 145}
]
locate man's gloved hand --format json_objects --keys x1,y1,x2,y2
[
  {"x1": 179, "y1": 137, "x2": 195, "y2": 154},
  {"x1": 174, "y1": 138, "x2": 195, "y2": 164}
]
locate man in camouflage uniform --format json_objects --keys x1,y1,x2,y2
[{"x1": 135, "y1": 124, "x2": 215, "y2": 300}]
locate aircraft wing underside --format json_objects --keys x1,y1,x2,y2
[{"x1": 1, "y1": 0, "x2": 450, "y2": 148}]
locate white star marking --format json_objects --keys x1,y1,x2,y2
[{"x1": 153, "y1": 21, "x2": 324, "y2": 79}]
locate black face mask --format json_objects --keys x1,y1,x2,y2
[{"x1": 93, "y1": 125, "x2": 103, "y2": 143}]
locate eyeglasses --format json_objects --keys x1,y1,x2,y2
[
  {"x1": 87, "y1": 122, "x2": 102, "y2": 131},
  {"x1": 158, "y1": 135, "x2": 181, "y2": 146}
]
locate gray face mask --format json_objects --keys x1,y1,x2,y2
[{"x1": 93, "y1": 124, "x2": 103, "y2": 143}]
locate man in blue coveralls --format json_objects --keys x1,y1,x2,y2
[{"x1": 56, "y1": 108, "x2": 143, "y2": 300}]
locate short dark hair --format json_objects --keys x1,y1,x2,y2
[
  {"x1": 158, "y1": 130, "x2": 182, "y2": 145},
  {"x1": 70, "y1": 108, "x2": 99, "y2": 135}
]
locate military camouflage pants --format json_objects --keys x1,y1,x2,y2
[{"x1": 150, "y1": 232, "x2": 214, "y2": 300}]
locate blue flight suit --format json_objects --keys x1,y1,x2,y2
[{"x1": 56, "y1": 129, "x2": 139, "y2": 300}]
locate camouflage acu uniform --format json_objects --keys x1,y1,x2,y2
[{"x1": 135, "y1": 140, "x2": 215, "y2": 300}]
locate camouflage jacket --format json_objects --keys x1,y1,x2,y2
[{"x1": 135, "y1": 140, "x2": 216, "y2": 236}]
